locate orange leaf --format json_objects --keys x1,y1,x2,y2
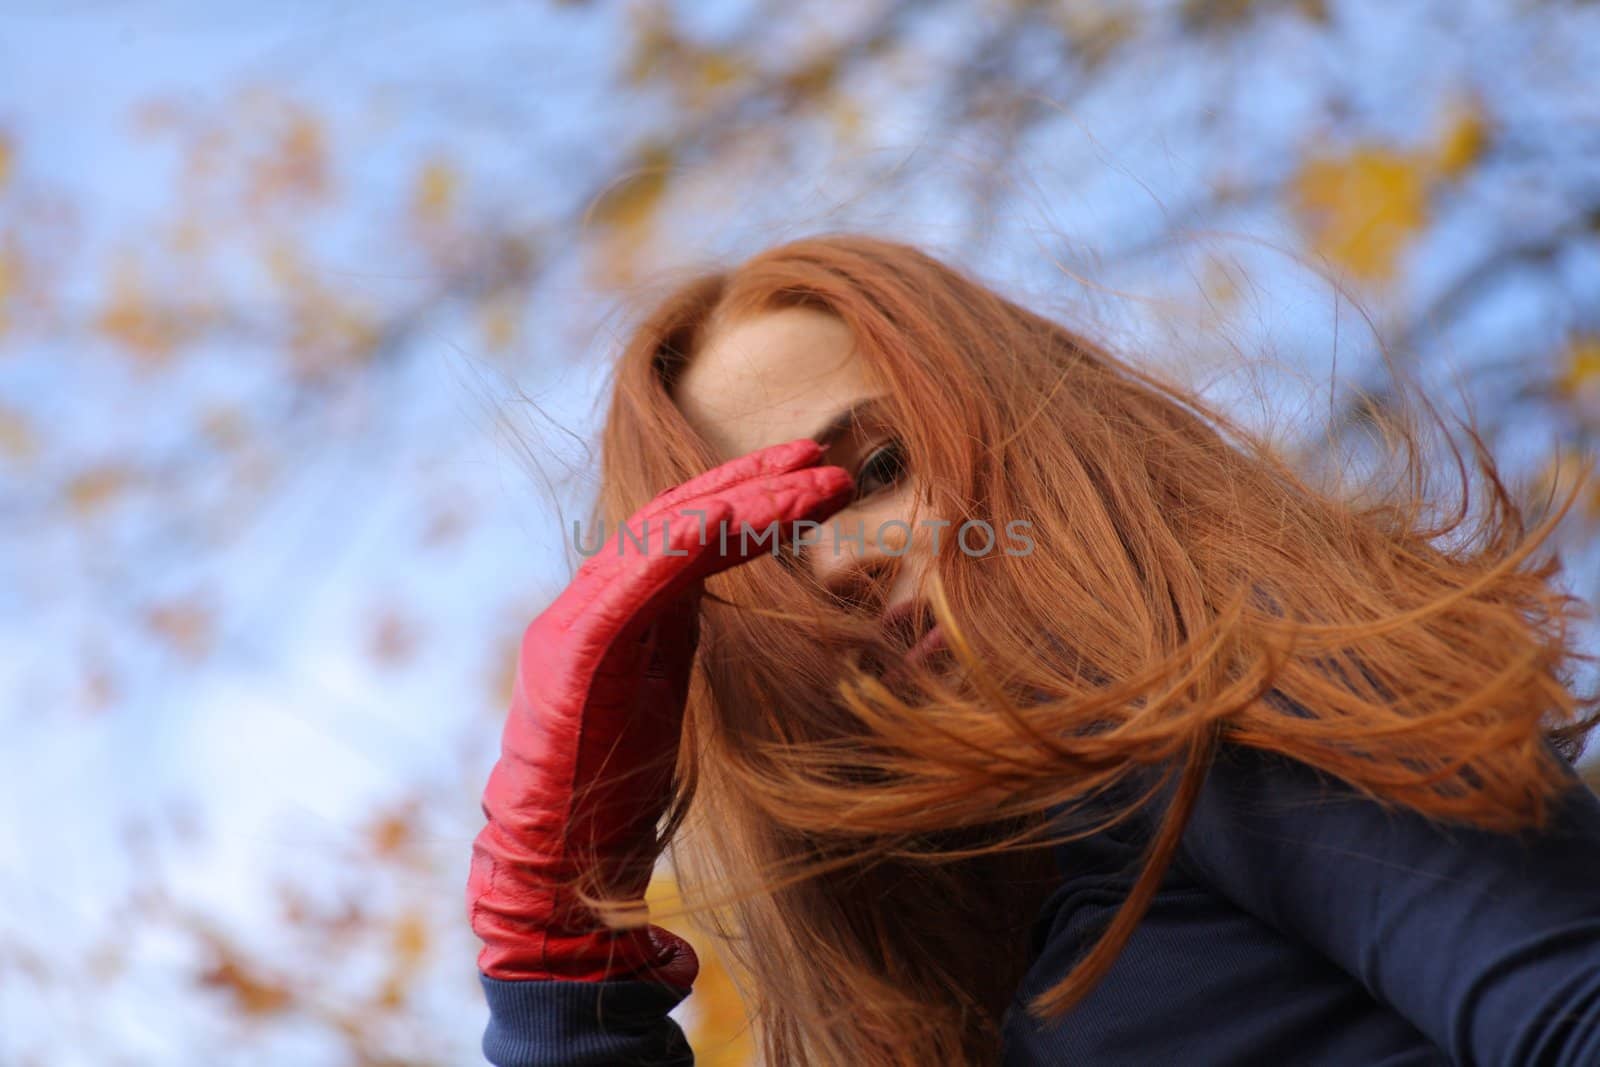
[
  {"x1": 286, "y1": 292, "x2": 381, "y2": 381},
  {"x1": 0, "y1": 405, "x2": 36, "y2": 461},
  {"x1": 65, "y1": 464, "x2": 133, "y2": 515},
  {"x1": 421, "y1": 498, "x2": 471, "y2": 547},
  {"x1": 1180, "y1": 0, "x2": 1257, "y2": 32},
  {"x1": 95, "y1": 257, "x2": 187, "y2": 362},
  {"x1": 247, "y1": 108, "x2": 328, "y2": 208},
  {"x1": 200, "y1": 957, "x2": 293, "y2": 1017},
  {"x1": 783, "y1": 54, "x2": 839, "y2": 99},
  {"x1": 1050, "y1": 7, "x2": 1139, "y2": 69},
  {"x1": 0, "y1": 236, "x2": 20, "y2": 338},
  {"x1": 144, "y1": 598, "x2": 215, "y2": 662},
  {"x1": 195, "y1": 928, "x2": 295, "y2": 1018},
  {"x1": 369, "y1": 607, "x2": 419, "y2": 667},
  {"x1": 81, "y1": 665, "x2": 118, "y2": 714},
  {"x1": 490, "y1": 626, "x2": 522, "y2": 710},
  {"x1": 368, "y1": 802, "x2": 420, "y2": 858},
  {"x1": 201, "y1": 406, "x2": 248, "y2": 451}
]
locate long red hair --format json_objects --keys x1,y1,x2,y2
[{"x1": 575, "y1": 233, "x2": 1597, "y2": 1064}]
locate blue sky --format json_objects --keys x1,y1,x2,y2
[{"x1": 4, "y1": 1, "x2": 1599, "y2": 1061}]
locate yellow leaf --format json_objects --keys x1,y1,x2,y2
[
  {"x1": 1052, "y1": 7, "x2": 1138, "y2": 69},
  {"x1": 644, "y1": 871, "x2": 684, "y2": 914},
  {"x1": 827, "y1": 93, "x2": 864, "y2": 144},
  {"x1": 1556, "y1": 336, "x2": 1600, "y2": 435},
  {"x1": 687, "y1": 946, "x2": 757, "y2": 1067},
  {"x1": 1290, "y1": 146, "x2": 1428, "y2": 282},
  {"x1": 625, "y1": 5, "x2": 681, "y2": 87},
  {"x1": 412, "y1": 158, "x2": 458, "y2": 225},
  {"x1": 1531, "y1": 447, "x2": 1600, "y2": 522},
  {"x1": 1200, "y1": 254, "x2": 1241, "y2": 308},
  {"x1": 645, "y1": 872, "x2": 755, "y2": 1065},
  {"x1": 286, "y1": 291, "x2": 381, "y2": 381},
  {"x1": 95, "y1": 257, "x2": 184, "y2": 362},
  {"x1": 1432, "y1": 99, "x2": 1487, "y2": 179},
  {"x1": 167, "y1": 214, "x2": 208, "y2": 257},
  {"x1": 478, "y1": 295, "x2": 520, "y2": 353},
  {"x1": 1556, "y1": 335, "x2": 1600, "y2": 398},
  {"x1": 591, "y1": 143, "x2": 674, "y2": 234},
  {"x1": 261, "y1": 239, "x2": 307, "y2": 290},
  {"x1": 694, "y1": 51, "x2": 744, "y2": 94},
  {"x1": 375, "y1": 973, "x2": 407, "y2": 1011},
  {"x1": 392, "y1": 910, "x2": 429, "y2": 969}
]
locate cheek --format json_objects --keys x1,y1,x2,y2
[{"x1": 853, "y1": 485, "x2": 940, "y2": 557}]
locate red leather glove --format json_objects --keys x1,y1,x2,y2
[{"x1": 468, "y1": 438, "x2": 854, "y2": 989}]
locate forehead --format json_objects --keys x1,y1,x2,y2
[{"x1": 673, "y1": 306, "x2": 876, "y2": 461}]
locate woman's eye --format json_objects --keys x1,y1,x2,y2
[{"x1": 854, "y1": 440, "x2": 907, "y2": 499}]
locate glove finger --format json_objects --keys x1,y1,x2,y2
[
  {"x1": 639, "y1": 437, "x2": 827, "y2": 520},
  {"x1": 689, "y1": 465, "x2": 856, "y2": 580},
  {"x1": 557, "y1": 460, "x2": 853, "y2": 696},
  {"x1": 600, "y1": 464, "x2": 853, "y2": 621},
  {"x1": 555, "y1": 438, "x2": 836, "y2": 615}
]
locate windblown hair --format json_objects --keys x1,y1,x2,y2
[{"x1": 579, "y1": 233, "x2": 1598, "y2": 1065}]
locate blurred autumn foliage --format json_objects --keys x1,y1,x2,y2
[{"x1": 3, "y1": 1, "x2": 1599, "y2": 1063}]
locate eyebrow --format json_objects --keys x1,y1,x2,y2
[{"x1": 808, "y1": 395, "x2": 890, "y2": 449}]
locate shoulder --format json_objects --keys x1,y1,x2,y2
[{"x1": 1004, "y1": 811, "x2": 1444, "y2": 1066}]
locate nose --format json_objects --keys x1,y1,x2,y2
[{"x1": 805, "y1": 517, "x2": 926, "y2": 617}]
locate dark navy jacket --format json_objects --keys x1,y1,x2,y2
[{"x1": 476, "y1": 744, "x2": 1600, "y2": 1065}]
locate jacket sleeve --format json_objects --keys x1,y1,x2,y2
[
  {"x1": 478, "y1": 974, "x2": 694, "y2": 1066},
  {"x1": 1174, "y1": 741, "x2": 1600, "y2": 1067}
]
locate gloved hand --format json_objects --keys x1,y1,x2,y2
[{"x1": 468, "y1": 437, "x2": 855, "y2": 989}]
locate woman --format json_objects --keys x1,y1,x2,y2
[{"x1": 466, "y1": 234, "x2": 1600, "y2": 1065}]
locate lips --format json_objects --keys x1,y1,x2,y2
[
  {"x1": 904, "y1": 622, "x2": 946, "y2": 665},
  {"x1": 881, "y1": 599, "x2": 945, "y2": 664}
]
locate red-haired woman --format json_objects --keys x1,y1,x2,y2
[{"x1": 466, "y1": 234, "x2": 1600, "y2": 1065}]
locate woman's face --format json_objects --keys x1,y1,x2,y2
[{"x1": 674, "y1": 306, "x2": 944, "y2": 655}]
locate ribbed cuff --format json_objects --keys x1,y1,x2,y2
[{"x1": 479, "y1": 972, "x2": 694, "y2": 1067}]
